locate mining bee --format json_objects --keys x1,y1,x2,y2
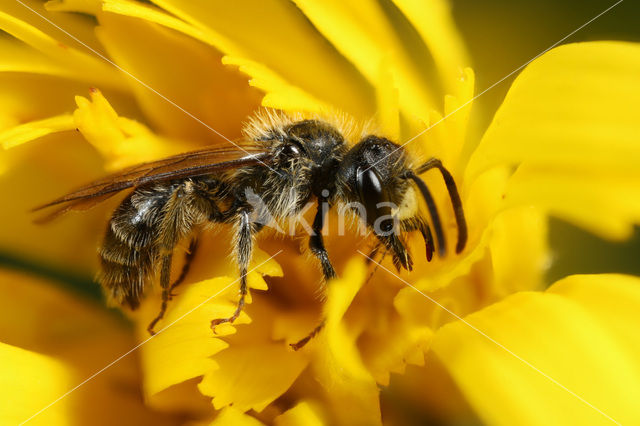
[{"x1": 35, "y1": 111, "x2": 467, "y2": 343}]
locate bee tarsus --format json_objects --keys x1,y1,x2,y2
[{"x1": 290, "y1": 319, "x2": 326, "y2": 351}]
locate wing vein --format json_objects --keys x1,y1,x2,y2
[{"x1": 32, "y1": 143, "x2": 271, "y2": 221}]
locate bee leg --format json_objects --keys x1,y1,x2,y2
[
  {"x1": 146, "y1": 182, "x2": 203, "y2": 336},
  {"x1": 309, "y1": 197, "x2": 336, "y2": 281},
  {"x1": 211, "y1": 208, "x2": 253, "y2": 333},
  {"x1": 292, "y1": 199, "x2": 335, "y2": 350},
  {"x1": 168, "y1": 238, "x2": 199, "y2": 299},
  {"x1": 147, "y1": 253, "x2": 173, "y2": 335},
  {"x1": 290, "y1": 319, "x2": 326, "y2": 351},
  {"x1": 402, "y1": 218, "x2": 434, "y2": 262},
  {"x1": 363, "y1": 243, "x2": 389, "y2": 286},
  {"x1": 360, "y1": 218, "x2": 431, "y2": 294},
  {"x1": 364, "y1": 242, "x2": 382, "y2": 265}
]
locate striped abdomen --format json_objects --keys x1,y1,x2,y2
[
  {"x1": 98, "y1": 178, "x2": 221, "y2": 309},
  {"x1": 98, "y1": 185, "x2": 173, "y2": 309}
]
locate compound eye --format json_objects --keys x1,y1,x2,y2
[
  {"x1": 356, "y1": 168, "x2": 394, "y2": 233},
  {"x1": 357, "y1": 168, "x2": 383, "y2": 202}
]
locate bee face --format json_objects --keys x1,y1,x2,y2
[
  {"x1": 337, "y1": 136, "x2": 415, "y2": 269},
  {"x1": 337, "y1": 136, "x2": 412, "y2": 231}
]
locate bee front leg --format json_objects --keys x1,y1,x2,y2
[
  {"x1": 402, "y1": 218, "x2": 435, "y2": 262},
  {"x1": 291, "y1": 198, "x2": 335, "y2": 350},
  {"x1": 309, "y1": 197, "x2": 336, "y2": 281},
  {"x1": 211, "y1": 208, "x2": 254, "y2": 333}
]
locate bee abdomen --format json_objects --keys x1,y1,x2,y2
[
  {"x1": 99, "y1": 254, "x2": 153, "y2": 309},
  {"x1": 98, "y1": 187, "x2": 168, "y2": 309},
  {"x1": 99, "y1": 225, "x2": 157, "y2": 309}
]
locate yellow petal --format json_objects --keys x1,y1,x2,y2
[
  {"x1": 384, "y1": 354, "x2": 480, "y2": 425},
  {"x1": 469, "y1": 42, "x2": 640, "y2": 173},
  {"x1": 393, "y1": 248, "x2": 493, "y2": 331},
  {"x1": 101, "y1": 0, "x2": 210, "y2": 46},
  {"x1": 432, "y1": 274, "x2": 640, "y2": 426},
  {"x1": 312, "y1": 258, "x2": 382, "y2": 425},
  {"x1": 99, "y1": 0, "x2": 330, "y2": 115},
  {"x1": 374, "y1": 57, "x2": 400, "y2": 140},
  {"x1": 140, "y1": 246, "x2": 282, "y2": 398},
  {"x1": 0, "y1": 342, "x2": 73, "y2": 426},
  {"x1": 3, "y1": 0, "x2": 104, "y2": 53},
  {"x1": 467, "y1": 42, "x2": 640, "y2": 239},
  {"x1": 139, "y1": 282, "x2": 230, "y2": 398},
  {"x1": 506, "y1": 165, "x2": 640, "y2": 240},
  {"x1": 0, "y1": 72, "x2": 137, "y2": 136},
  {"x1": 273, "y1": 401, "x2": 326, "y2": 426},
  {"x1": 209, "y1": 407, "x2": 265, "y2": 426},
  {"x1": 149, "y1": 0, "x2": 375, "y2": 118},
  {"x1": 292, "y1": 0, "x2": 437, "y2": 117},
  {"x1": 360, "y1": 317, "x2": 432, "y2": 386},
  {"x1": 391, "y1": 0, "x2": 470, "y2": 97},
  {"x1": 170, "y1": 247, "x2": 305, "y2": 414},
  {"x1": 489, "y1": 206, "x2": 549, "y2": 296},
  {"x1": 222, "y1": 56, "x2": 332, "y2": 114},
  {"x1": 140, "y1": 276, "x2": 252, "y2": 398},
  {"x1": 406, "y1": 66, "x2": 475, "y2": 173},
  {"x1": 74, "y1": 88, "x2": 188, "y2": 169},
  {"x1": 0, "y1": 9, "x2": 138, "y2": 133},
  {"x1": 0, "y1": 5, "x2": 124, "y2": 89},
  {"x1": 0, "y1": 114, "x2": 74, "y2": 149},
  {"x1": 0, "y1": 269, "x2": 178, "y2": 425},
  {"x1": 198, "y1": 342, "x2": 307, "y2": 412},
  {"x1": 0, "y1": 96, "x2": 147, "y2": 270},
  {"x1": 0, "y1": 37, "x2": 72, "y2": 77},
  {"x1": 0, "y1": 130, "x2": 108, "y2": 271},
  {"x1": 96, "y1": 10, "x2": 260, "y2": 144},
  {"x1": 45, "y1": 0, "x2": 102, "y2": 15}
]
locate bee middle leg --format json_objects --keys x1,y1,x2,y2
[{"x1": 168, "y1": 238, "x2": 199, "y2": 298}]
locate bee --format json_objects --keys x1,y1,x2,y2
[{"x1": 34, "y1": 111, "x2": 467, "y2": 341}]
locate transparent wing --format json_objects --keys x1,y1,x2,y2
[{"x1": 33, "y1": 142, "x2": 271, "y2": 222}]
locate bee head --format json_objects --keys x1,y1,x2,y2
[
  {"x1": 274, "y1": 120, "x2": 347, "y2": 197},
  {"x1": 337, "y1": 136, "x2": 415, "y2": 270}
]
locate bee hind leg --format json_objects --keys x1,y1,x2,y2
[
  {"x1": 211, "y1": 208, "x2": 253, "y2": 333},
  {"x1": 147, "y1": 253, "x2": 173, "y2": 335}
]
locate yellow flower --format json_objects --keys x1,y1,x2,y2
[
  {"x1": 1, "y1": 1, "x2": 640, "y2": 425},
  {"x1": 0, "y1": 269, "x2": 182, "y2": 425}
]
